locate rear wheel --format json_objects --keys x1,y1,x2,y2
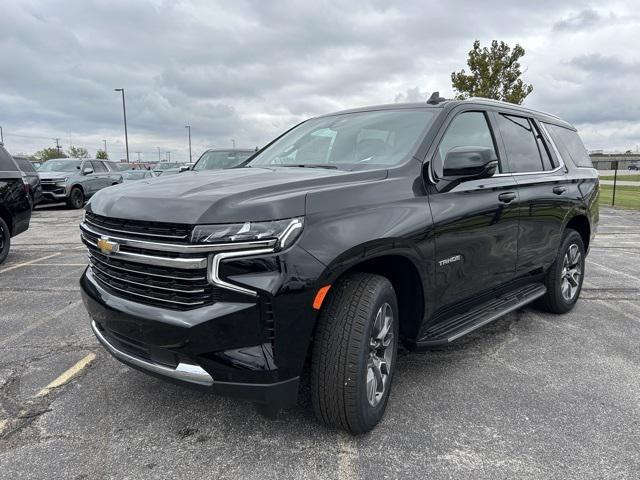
[
  {"x1": 536, "y1": 229, "x2": 585, "y2": 314},
  {"x1": 66, "y1": 187, "x2": 84, "y2": 209},
  {"x1": 311, "y1": 273, "x2": 398, "y2": 434},
  {"x1": 0, "y1": 217, "x2": 10, "y2": 265}
]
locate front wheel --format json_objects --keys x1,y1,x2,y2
[
  {"x1": 311, "y1": 273, "x2": 398, "y2": 434},
  {"x1": 0, "y1": 216, "x2": 11, "y2": 265},
  {"x1": 536, "y1": 229, "x2": 586, "y2": 314},
  {"x1": 66, "y1": 187, "x2": 85, "y2": 209}
]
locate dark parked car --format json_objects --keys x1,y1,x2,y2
[
  {"x1": 192, "y1": 149, "x2": 254, "y2": 171},
  {"x1": 80, "y1": 98, "x2": 599, "y2": 433},
  {"x1": 37, "y1": 158, "x2": 123, "y2": 208},
  {"x1": 629, "y1": 162, "x2": 638, "y2": 171},
  {"x1": 0, "y1": 145, "x2": 31, "y2": 264},
  {"x1": 13, "y1": 157, "x2": 42, "y2": 206}
]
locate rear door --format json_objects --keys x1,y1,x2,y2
[
  {"x1": 493, "y1": 113, "x2": 573, "y2": 274},
  {"x1": 428, "y1": 109, "x2": 519, "y2": 308},
  {"x1": 90, "y1": 161, "x2": 111, "y2": 191}
]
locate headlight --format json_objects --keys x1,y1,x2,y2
[
  {"x1": 55, "y1": 177, "x2": 69, "y2": 184},
  {"x1": 191, "y1": 217, "x2": 304, "y2": 250}
]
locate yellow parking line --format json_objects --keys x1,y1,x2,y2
[
  {"x1": 36, "y1": 352, "x2": 97, "y2": 397},
  {"x1": 0, "y1": 253, "x2": 61, "y2": 273}
]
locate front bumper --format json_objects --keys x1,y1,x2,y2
[{"x1": 80, "y1": 239, "x2": 324, "y2": 408}]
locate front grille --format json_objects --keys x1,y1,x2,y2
[
  {"x1": 81, "y1": 217, "x2": 218, "y2": 310},
  {"x1": 88, "y1": 251, "x2": 221, "y2": 309},
  {"x1": 85, "y1": 211, "x2": 191, "y2": 242},
  {"x1": 40, "y1": 181, "x2": 64, "y2": 193}
]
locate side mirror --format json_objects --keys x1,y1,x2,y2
[
  {"x1": 83, "y1": 167, "x2": 94, "y2": 175},
  {"x1": 179, "y1": 165, "x2": 190, "y2": 172},
  {"x1": 442, "y1": 146, "x2": 498, "y2": 181}
]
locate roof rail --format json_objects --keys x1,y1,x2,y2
[{"x1": 465, "y1": 97, "x2": 561, "y2": 120}]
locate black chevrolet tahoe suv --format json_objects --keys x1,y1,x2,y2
[
  {"x1": 0, "y1": 145, "x2": 32, "y2": 264},
  {"x1": 80, "y1": 98, "x2": 599, "y2": 434}
]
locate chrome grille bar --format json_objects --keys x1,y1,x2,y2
[{"x1": 88, "y1": 253, "x2": 207, "y2": 282}]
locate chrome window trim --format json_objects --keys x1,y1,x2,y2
[
  {"x1": 91, "y1": 320, "x2": 214, "y2": 386},
  {"x1": 81, "y1": 222, "x2": 276, "y2": 253},
  {"x1": 81, "y1": 235, "x2": 208, "y2": 269},
  {"x1": 208, "y1": 248, "x2": 275, "y2": 296}
]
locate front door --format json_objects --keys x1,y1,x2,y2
[{"x1": 428, "y1": 110, "x2": 519, "y2": 309}]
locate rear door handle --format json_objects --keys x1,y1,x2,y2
[
  {"x1": 498, "y1": 192, "x2": 517, "y2": 203},
  {"x1": 553, "y1": 186, "x2": 567, "y2": 195}
]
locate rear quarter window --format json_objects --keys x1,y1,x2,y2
[
  {"x1": 16, "y1": 159, "x2": 37, "y2": 172},
  {"x1": 0, "y1": 147, "x2": 18, "y2": 171},
  {"x1": 544, "y1": 124, "x2": 593, "y2": 168}
]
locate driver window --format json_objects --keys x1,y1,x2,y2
[{"x1": 438, "y1": 111, "x2": 499, "y2": 172}]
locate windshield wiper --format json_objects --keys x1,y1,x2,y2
[{"x1": 278, "y1": 164, "x2": 339, "y2": 170}]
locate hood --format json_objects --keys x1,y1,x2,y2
[
  {"x1": 87, "y1": 166, "x2": 386, "y2": 224},
  {"x1": 38, "y1": 171, "x2": 77, "y2": 180}
]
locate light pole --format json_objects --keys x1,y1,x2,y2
[
  {"x1": 102, "y1": 139, "x2": 107, "y2": 157},
  {"x1": 157, "y1": 147, "x2": 161, "y2": 162},
  {"x1": 114, "y1": 88, "x2": 130, "y2": 163},
  {"x1": 185, "y1": 125, "x2": 192, "y2": 163},
  {"x1": 0, "y1": 126, "x2": 3, "y2": 144},
  {"x1": 231, "y1": 138, "x2": 236, "y2": 149}
]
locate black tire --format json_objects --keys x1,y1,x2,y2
[
  {"x1": 0, "y1": 216, "x2": 10, "y2": 265},
  {"x1": 311, "y1": 273, "x2": 398, "y2": 434},
  {"x1": 536, "y1": 229, "x2": 585, "y2": 314},
  {"x1": 66, "y1": 187, "x2": 84, "y2": 209}
]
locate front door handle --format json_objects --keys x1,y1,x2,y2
[
  {"x1": 553, "y1": 186, "x2": 567, "y2": 195},
  {"x1": 498, "y1": 192, "x2": 517, "y2": 203}
]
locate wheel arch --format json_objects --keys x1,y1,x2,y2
[
  {"x1": 316, "y1": 248, "x2": 426, "y2": 343},
  {"x1": 564, "y1": 213, "x2": 591, "y2": 252},
  {"x1": 0, "y1": 205, "x2": 13, "y2": 234}
]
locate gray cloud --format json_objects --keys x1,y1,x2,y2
[
  {"x1": 553, "y1": 8, "x2": 613, "y2": 32},
  {"x1": 0, "y1": 0, "x2": 639, "y2": 158}
]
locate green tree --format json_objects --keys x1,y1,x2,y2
[
  {"x1": 96, "y1": 149, "x2": 108, "y2": 160},
  {"x1": 451, "y1": 40, "x2": 533, "y2": 104},
  {"x1": 34, "y1": 147, "x2": 67, "y2": 161},
  {"x1": 67, "y1": 145, "x2": 89, "y2": 158}
]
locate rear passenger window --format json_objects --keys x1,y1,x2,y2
[
  {"x1": 0, "y1": 147, "x2": 18, "y2": 171},
  {"x1": 544, "y1": 123, "x2": 593, "y2": 168},
  {"x1": 496, "y1": 114, "x2": 546, "y2": 172},
  {"x1": 91, "y1": 161, "x2": 107, "y2": 173},
  {"x1": 438, "y1": 111, "x2": 498, "y2": 171}
]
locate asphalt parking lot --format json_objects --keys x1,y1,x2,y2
[{"x1": 1, "y1": 205, "x2": 639, "y2": 479}]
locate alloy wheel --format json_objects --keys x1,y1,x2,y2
[
  {"x1": 366, "y1": 302, "x2": 394, "y2": 407},
  {"x1": 561, "y1": 243, "x2": 582, "y2": 301}
]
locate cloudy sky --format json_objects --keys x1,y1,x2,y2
[{"x1": 1, "y1": 0, "x2": 639, "y2": 161}]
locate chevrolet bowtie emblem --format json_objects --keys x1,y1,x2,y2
[{"x1": 97, "y1": 237, "x2": 119, "y2": 255}]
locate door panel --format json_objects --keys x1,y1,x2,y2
[
  {"x1": 429, "y1": 176, "x2": 519, "y2": 308},
  {"x1": 514, "y1": 173, "x2": 575, "y2": 273}
]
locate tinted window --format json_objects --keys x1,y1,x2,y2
[
  {"x1": 247, "y1": 109, "x2": 436, "y2": 170},
  {"x1": 438, "y1": 111, "x2": 497, "y2": 170},
  {"x1": 91, "y1": 161, "x2": 107, "y2": 173},
  {"x1": 16, "y1": 158, "x2": 37, "y2": 172},
  {"x1": 496, "y1": 114, "x2": 544, "y2": 172},
  {"x1": 0, "y1": 147, "x2": 18, "y2": 171},
  {"x1": 544, "y1": 124, "x2": 593, "y2": 168}
]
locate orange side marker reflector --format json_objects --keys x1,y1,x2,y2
[{"x1": 313, "y1": 285, "x2": 331, "y2": 310}]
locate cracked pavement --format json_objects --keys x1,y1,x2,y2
[{"x1": 0, "y1": 204, "x2": 639, "y2": 479}]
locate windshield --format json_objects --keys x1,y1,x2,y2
[
  {"x1": 194, "y1": 151, "x2": 253, "y2": 170},
  {"x1": 38, "y1": 160, "x2": 82, "y2": 172},
  {"x1": 247, "y1": 109, "x2": 436, "y2": 170},
  {"x1": 122, "y1": 171, "x2": 147, "y2": 180}
]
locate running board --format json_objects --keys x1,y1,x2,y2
[{"x1": 415, "y1": 283, "x2": 547, "y2": 348}]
